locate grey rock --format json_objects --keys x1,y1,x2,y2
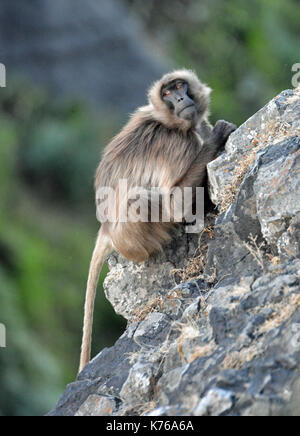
[
  {"x1": 133, "y1": 313, "x2": 171, "y2": 348},
  {"x1": 146, "y1": 405, "x2": 184, "y2": 416},
  {"x1": 50, "y1": 88, "x2": 300, "y2": 416},
  {"x1": 47, "y1": 379, "x2": 104, "y2": 417},
  {"x1": 207, "y1": 88, "x2": 300, "y2": 206},
  {"x1": 75, "y1": 395, "x2": 120, "y2": 416},
  {"x1": 48, "y1": 325, "x2": 140, "y2": 416},
  {"x1": 104, "y1": 226, "x2": 199, "y2": 322},
  {"x1": 181, "y1": 297, "x2": 201, "y2": 320},
  {"x1": 204, "y1": 162, "x2": 264, "y2": 281},
  {"x1": 205, "y1": 90, "x2": 300, "y2": 282},
  {"x1": 254, "y1": 138, "x2": 300, "y2": 256},
  {"x1": 120, "y1": 362, "x2": 157, "y2": 406},
  {"x1": 193, "y1": 388, "x2": 235, "y2": 416}
]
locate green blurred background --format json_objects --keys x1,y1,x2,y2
[{"x1": 0, "y1": 0, "x2": 299, "y2": 416}]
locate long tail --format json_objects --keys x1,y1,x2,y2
[{"x1": 79, "y1": 227, "x2": 112, "y2": 373}]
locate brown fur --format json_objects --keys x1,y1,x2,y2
[
  {"x1": 95, "y1": 69, "x2": 213, "y2": 262},
  {"x1": 79, "y1": 69, "x2": 228, "y2": 372}
]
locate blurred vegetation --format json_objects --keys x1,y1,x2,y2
[
  {"x1": 0, "y1": 80, "x2": 125, "y2": 416},
  {"x1": 1, "y1": 0, "x2": 300, "y2": 416},
  {"x1": 125, "y1": 0, "x2": 300, "y2": 125}
]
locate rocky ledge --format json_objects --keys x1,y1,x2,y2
[{"x1": 49, "y1": 87, "x2": 300, "y2": 416}]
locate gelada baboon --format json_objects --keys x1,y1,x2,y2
[{"x1": 79, "y1": 69, "x2": 236, "y2": 372}]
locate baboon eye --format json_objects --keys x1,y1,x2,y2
[
  {"x1": 164, "y1": 90, "x2": 171, "y2": 97},
  {"x1": 176, "y1": 82, "x2": 183, "y2": 89}
]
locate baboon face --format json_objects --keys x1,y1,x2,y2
[{"x1": 161, "y1": 79, "x2": 197, "y2": 121}]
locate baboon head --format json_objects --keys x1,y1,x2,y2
[{"x1": 148, "y1": 69, "x2": 211, "y2": 130}]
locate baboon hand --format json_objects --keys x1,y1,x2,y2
[{"x1": 212, "y1": 120, "x2": 237, "y2": 151}]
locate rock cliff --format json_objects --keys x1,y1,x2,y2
[{"x1": 49, "y1": 88, "x2": 300, "y2": 416}]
